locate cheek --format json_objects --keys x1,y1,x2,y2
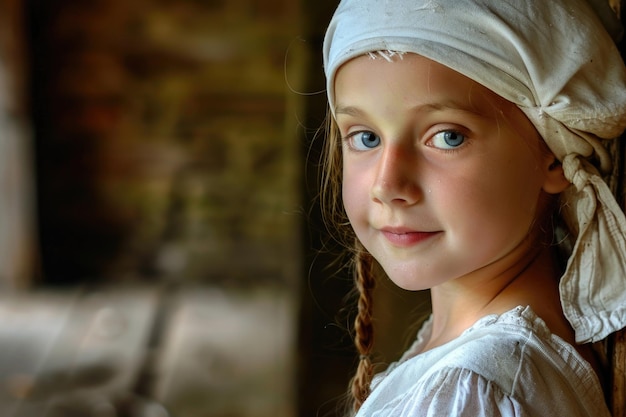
[
  {"x1": 456, "y1": 162, "x2": 543, "y2": 240},
  {"x1": 342, "y1": 168, "x2": 366, "y2": 223},
  {"x1": 499, "y1": 151, "x2": 545, "y2": 213}
]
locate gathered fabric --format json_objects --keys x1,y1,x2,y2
[
  {"x1": 323, "y1": 0, "x2": 626, "y2": 343},
  {"x1": 360, "y1": 307, "x2": 610, "y2": 416},
  {"x1": 560, "y1": 155, "x2": 626, "y2": 342}
]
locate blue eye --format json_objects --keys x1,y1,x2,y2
[
  {"x1": 431, "y1": 130, "x2": 465, "y2": 149},
  {"x1": 350, "y1": 131, "x2": 381, "y2": 150}
]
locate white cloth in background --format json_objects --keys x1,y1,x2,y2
[
  {"x1": 358, "y1": 306, "x2": 609, "y2": 417},
  {"x1": 323, "y1": 0, "x2": 626, "y2": 344}
]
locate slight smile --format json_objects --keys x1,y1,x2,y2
[{"x1": 380, "y1": 228, "x2": 441, "y2": 247}]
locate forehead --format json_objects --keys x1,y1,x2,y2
[{"x1": 333, "y1": 53, "x2": 514, "y2": 115}]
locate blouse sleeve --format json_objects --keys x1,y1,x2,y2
[{"x1": 369, "y1": 367, "x2": 527, "y2": 417}]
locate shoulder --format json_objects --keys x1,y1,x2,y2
[
  {"x1": 360, "y1": 307, "x2": 609, "y2": 417},
  {"x1": 433, "y1": 306, "x2": 572, "y2": 392},
  {"x1": 362, "y1": 367, "x2": 521, "y2": 417}
]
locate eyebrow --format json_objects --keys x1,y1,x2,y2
[
  {"x1": 335, "y1": 105, "x2": 366, "y2": 117},
  {"x1": 335, "y1": 101, "x2": 484, "y2": 118}
]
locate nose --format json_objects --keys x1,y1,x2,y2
[{"x1": 371, "y1": 145, "x2": 422, "y2": 206}]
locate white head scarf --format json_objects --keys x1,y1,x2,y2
[{"x1": 324, "y1": 0, "x2": 626, "y2": 343}]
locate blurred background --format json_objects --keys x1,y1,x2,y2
[{"x1": 0, "y1": 0, "x2": 429, "y2": 416}]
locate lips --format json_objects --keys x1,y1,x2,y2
[{"x1": 380, "y1": 227, "x2": 440, "y2": 247}]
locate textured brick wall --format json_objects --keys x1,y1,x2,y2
[
  {"x1": 19, "y1": 1, "x2": 307, "y2": 415},
  {"x1": 29, "y1": 0, "x2": 305, "y2": 288}
]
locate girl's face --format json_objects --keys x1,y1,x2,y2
[{"x1": 334, "y1": 53, "x2": 560, "y2": 291}]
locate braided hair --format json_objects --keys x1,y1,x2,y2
[{"x1": 350, "y1": 241, "x2": 376, "y2": 411}]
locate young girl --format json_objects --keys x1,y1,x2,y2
[{"x1": 320, "y1": 0, "x2": 626, "y2": 415}]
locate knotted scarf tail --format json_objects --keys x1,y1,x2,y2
[{"x1": 560, "y1": 154, "x2": 626, "y2": 344}]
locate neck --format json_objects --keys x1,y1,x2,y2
[{"x1": 424, "y1": 244, "x2": 570, "y2": 351}]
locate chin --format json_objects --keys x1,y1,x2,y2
[
  {"x1": 386, "y1": 273, "x2": 437, "y2": 292},
  {"x1": 382, "y1": 262, "x2": 459, "y2": 291}
]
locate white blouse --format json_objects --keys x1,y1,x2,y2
[{"x1": 357, "y1": 306, "x2": 610, "y2": 417}]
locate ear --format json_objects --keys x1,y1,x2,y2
[{"x1": 542, "y1": 157, "x2": 570, "y2": 194}]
